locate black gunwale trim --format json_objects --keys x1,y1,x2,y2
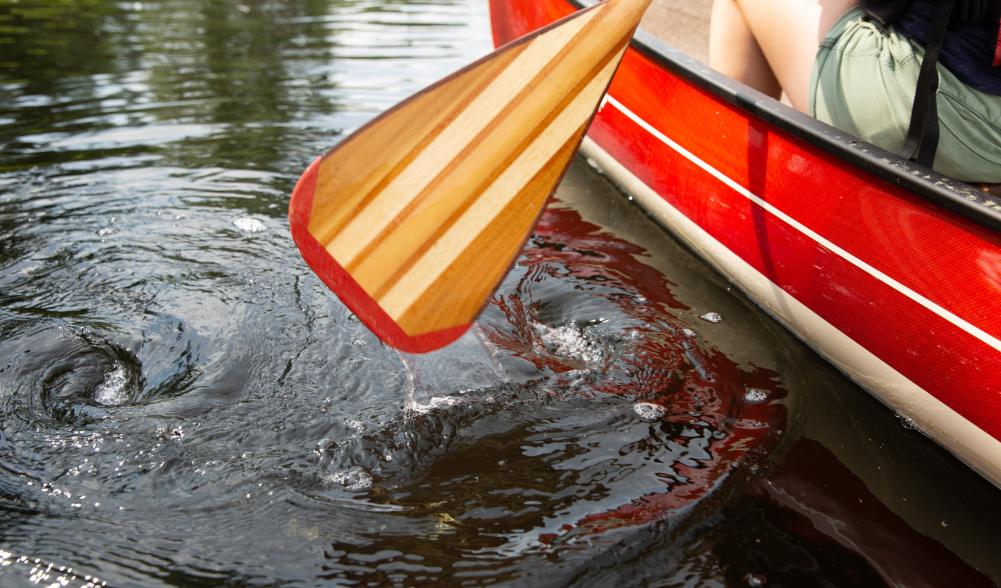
[{"x1": 567, "y1": 0, "x2": 1001, "y2": 232}]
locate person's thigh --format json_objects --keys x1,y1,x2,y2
[
  {"x1": 811, "y1": 11, "x2": 1001, "y2": 183},
  {"x1": 734, "y1": 0, "x2": 856, "y2": 111},
  {"x1": 710, "y1": 0, "x2": 782, "y2": 98}
]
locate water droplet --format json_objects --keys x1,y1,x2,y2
[
  {"x1": 699, "y1": 312, "x2": 722, "y2": 323},
  {"x1": 743, "y1": 388, "x2": 770, "y2": 404},
  {"x1": 682, "y1": 328, "x2": 696, "y2": 338},
  {"x1": 633, "y1": 402, "x2": 666, "y2": 421},
  {"x1": 743, "y1": 573, "x2": 767, "y2": 587},
  {"x1": 940, "y1": 519, "x2": 949, "y2": 528},
  {"x1": 315, "y1": 438, "x2": 333, "y2": 455},
  {"x1": 897, "y1": 414, "x2": 919, "y2": 431},
  {"x1": 233, "y1": 217, "x2": 265, "y2": 233}
]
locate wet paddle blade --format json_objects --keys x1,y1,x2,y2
[{"x1": 288, "y1": 0, "x2": 650, "y2": 353}]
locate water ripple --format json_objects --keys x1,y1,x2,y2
[{"x1": 0, "y1": 0, "x2": 805, "y2": 585}]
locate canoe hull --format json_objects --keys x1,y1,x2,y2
[{"x1": 491, "y1": 0, "x2": 1001, "y2": 486}]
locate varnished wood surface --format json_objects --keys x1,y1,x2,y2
[{"x1": 295, "y1": 0, "x2": 651, "y2": 344}]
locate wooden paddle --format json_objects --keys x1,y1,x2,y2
[{"x1": 288, "y1": 0, "x2": 651, "y2": 353}]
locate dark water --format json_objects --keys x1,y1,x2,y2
[{"x1": 0, "y1": 0, "x2": 998, "y2": 586}]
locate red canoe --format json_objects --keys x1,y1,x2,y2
[{"x1": 490, "y1": 0, "x2": 1001, "y2": 487}]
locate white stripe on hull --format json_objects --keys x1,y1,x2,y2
[
  {"x1": 580, "y1": 134, "x2": 1001, "y2": 489},
  {"x1": 602, "y1": 96, "x2": 1000, "y2": 354}
]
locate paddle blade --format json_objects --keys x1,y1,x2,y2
[{"x1": 289, "y1": 0, "x2": 650, "y2": 353}]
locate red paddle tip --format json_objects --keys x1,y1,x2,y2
[{"x1": 288, "y1": 158, "x2": 471, "y2": 353}]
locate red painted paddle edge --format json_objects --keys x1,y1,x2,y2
[{"x1": 288, "y1": 158, "x2": 471, "y2": 354}]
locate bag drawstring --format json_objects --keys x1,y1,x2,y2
[{"x1": 902, "y1": 0, "x2": 955, "y2": 168}]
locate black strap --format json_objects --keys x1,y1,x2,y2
[{"x1": 902, "y1": 0, "x2": 956, "y2": 167}]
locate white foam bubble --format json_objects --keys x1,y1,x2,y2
[
  {"x1": 699, "y1": 312, "x2": 722, "y2": 323},
  {"x1": 233, "y1": 217, "x2": 265, "y2": 233},
  {"x1": 633, "y1": 402, "x2": 667, "y2": 421}
]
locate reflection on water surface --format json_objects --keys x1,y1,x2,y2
[{"x1": 0, "y1": 0, "x2": 998, "y2": 586}]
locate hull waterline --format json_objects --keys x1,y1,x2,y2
[{"x1": 491, "y1": 0, "x2": 1001, "y2": 487}]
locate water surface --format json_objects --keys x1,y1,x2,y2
[{"x1": 1, "y1": 0, "x2": 999, "y2": 586}]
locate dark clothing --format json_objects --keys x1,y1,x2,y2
[{"x1": 892, "y1": 0, "x2": 1001, "y2": 95}]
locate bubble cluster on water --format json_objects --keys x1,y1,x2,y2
[
  {"x1": 531, "y1": 320, "x2": 606, "y2": 365},
  {"x1": 326, "y1": 467, "x2": 373, "y2": 492},
  {"x1": 743, "y1": 388, "x2": 770, "y2": 405},
  {"x1": 93, "y1": 365, "x2": 129, "y2": 406}
]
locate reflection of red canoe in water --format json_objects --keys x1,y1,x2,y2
[
  {"x1": 490, "y1": 0, "x2": 1001, "y2": 487},
  {"x1": 737, "y1": 440, "x2": 994, "y2": 587},
  {"x1": 486, "y1": 204, "x2": 788, "y2": 540}
]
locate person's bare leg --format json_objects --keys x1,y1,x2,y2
[
  {"x1": 709, "y1": 0, "x2": 781, "y2": 100},
  {"x1": 733, "y1": 0, "x2": 856, "y2": 111}
]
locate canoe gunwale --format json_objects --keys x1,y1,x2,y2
[{"x1": 570, "y1": 0, "x2": 1001, "y2": 233}]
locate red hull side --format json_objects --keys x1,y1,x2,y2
[{"x1": 491, "y1": 0, "x2": 1001, "y2": 483}]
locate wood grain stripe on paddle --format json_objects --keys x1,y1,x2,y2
[
  {"x1": 377, "y1": 51, "x2": 625, "y2": 328},
  {"x1": 394, "y1": 130, "x2": 587, "y2": 334},
  {"x1": 308, "y1": 42, "x2": 527, "y2": 246},
  {"x1": 325, "y1": 4, "x2": 605, "y2": 265},
  {"x1": 351, "y1": 38, "x2": 632, "y2": 299}
]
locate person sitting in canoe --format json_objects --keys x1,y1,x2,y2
[{"x1": 709, "y1": 0, "x2": 1001, "y2": 184}]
